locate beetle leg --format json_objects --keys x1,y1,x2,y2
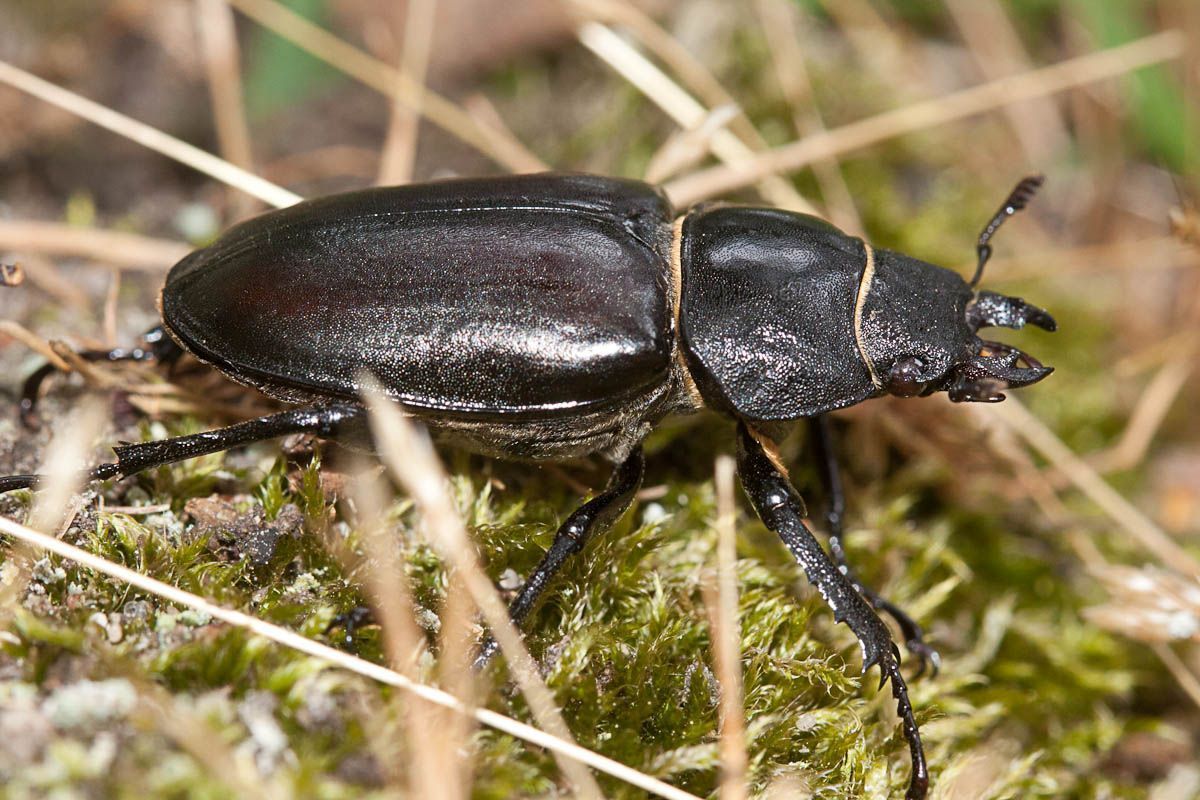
[
  {"x1": 0, "y1": 404, "x2": 366, "y2": 494},
  {"x1": 809, "y1": 416, "x2": 941, "y2": 678},
  {"x1": 737, "y1": 421, "x2": 927, "y2": 800},
  {"x1": 20, "y1": 326, "x2": 183, "y2": 429},
  {"x1": 473, "y1": 446, "x2": 645, "y2": 670}
]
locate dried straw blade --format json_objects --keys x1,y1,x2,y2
[
  {"x1": 664, "y1": 30, "x2": 1187, "y2": 205},
  {"x1": 359, "y1": 379, "x2": 607, "y2": 800},
  {"x1": 0, "y1": 511, "x2": 702, "y2": 800},
  {"x1": 0, "y1": 59, "x2": 301, "y2": 209},
  {"x1": 227, "y1": 0, "x2": 546, "y2": 174}
]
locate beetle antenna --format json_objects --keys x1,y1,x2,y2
[{"x1": 970, "y1": 174, "x2": 1044, "y2": 287}]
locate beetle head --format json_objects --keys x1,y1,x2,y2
[{"x1": 860, "y1": 253, "x2": 1055, "y2": 403}]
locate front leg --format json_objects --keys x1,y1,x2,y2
[
  {"x1": 809, "y1": 415, "x2": 940, "y2": 677},
  {"x1": 736, "y1": 422, "x2": 927, "y2": 800}
]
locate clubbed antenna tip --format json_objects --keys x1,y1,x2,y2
[{"x1": 971, "y1": 174, "x2": 1045, "y2": 288}]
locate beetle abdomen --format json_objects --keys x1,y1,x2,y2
[{"x1": 162, "y1": 174, "x2": 676, "y2": 419}]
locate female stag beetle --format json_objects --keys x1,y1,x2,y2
[{"x1": 2, "y1": 172, "x2": 1055, "y2": 799}]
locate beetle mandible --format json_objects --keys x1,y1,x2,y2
[{"x1": 1, "y1": 172, "x2": 1055, "y2": 799}]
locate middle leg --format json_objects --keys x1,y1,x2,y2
[{"x1": 473, "y1": 446, "x2": 645, "y2": 669}]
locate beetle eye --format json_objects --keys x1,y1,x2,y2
[{"x1": 886, "y1": 356, "x2": 926, "y2": 397}]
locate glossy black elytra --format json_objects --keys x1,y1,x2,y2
[{"x1": 2, "y1": 172, "x2": 1056, "y2": 799}]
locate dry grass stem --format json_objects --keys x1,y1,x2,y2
[
  {"x1": 1090, "y1": 353, "x2": 1196, "y2": 475},
  {"x1": 228, "y1": 0, "x2": 546, "y2": 173},
  {"x1": 433, "y1": 571, "x2": 478, "y2": 800},
  {"x1": 1151, "y1": 643, "x2": 1200, "y2": 711},
  {"x1": 54, "y1": 343, "x2": 119, "y2": 390},
  {"x1": 987, "y1": 398, "x2": 1200, "y2": 579},
  {"x1": 96, "y1": 502, "x2": 171, "y2": 516},
  {"x1": 966, "y1": 402, "x2": 1110, "y2": 568},
  {"x1": 376, "y1": 0, "x2": 437, "y2": 185},
  {"x1": 459, "y1": 92, "x2": 551, "y2": 177},
  {"x1": 10, "y1": 255, "x2": 89, "y2": 308},
  {"x1": 575, "y1": 21, "x2": 817, "y2": 214},
  {"x1": 1090, "y1": 292, "x2": 1200, "y2": 474},
  {"x1": 813, "y1": 0, "x2": 909, "y2": 84},
  {"x1": 0, "y1": 59, "x2": 301, "y2": 209},
  {"x1": 0, "y1": 220, "x2": 192, "y2": 272},
  {"x1": 1, "y1": 399, "x2": 105, "y2": 633},
  {"x1": 102, "y1": 269, "x2": 120, "y2": 348},
  {"x1": 0, "y1": 321, "x2": 71, "y2": 371},
  {"x1": 350, "y1": 469, "x2": 455, "y2": 799},
  {"x1": 664, "y1": 30, "x2": 1187, "y2": 205},
  {"x1": 644, "y1": 105, "x2": 739, "y2": 184},
  {"x1": 195, "y1": 0, "x2": 259, "y2": 218},
  {"x1": 349, "y1": 469, "x2": 429, "y2": 674},
  {"x1": 709, "y1": 455, "x2": 747, "y2": 800},
  {"x1": 0, "y1": 512, "x2": 701, "y2": 800},
  {"x1": 567, "y1": 0, "x2": 797, "y2": 178},
  {"x1": 754, "y1": 0, "x2": 863, "y2": 233},
  {"x1": 360, "y1": 380, "x2": 607, "y2": 800},
  {"x1": 985, "y1": 235, "x2": 1200, "y2": 279},
  {"x1": 261, "y1": 144, "x2": 381, "y2": 184},
  {"x1": 1114, "y1": 330, "x2": 1200, "y2": 377},
  {"x1": 135, "y1": 686, "x2": 278, "y2": 800},
  {"x1": 28, "y1": 398, "x2": 107, "y2": 536},
  {"x1": 944, "y1": 0, "x2": 1071, "y2": 162}
]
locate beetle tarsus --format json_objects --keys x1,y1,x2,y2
[
  {"x1": 738, "y1": 422, "x2": 927, "y2": 800},
  {"x1": 326, "y1": 606, "x2": 377, "y2": 645},
  {"x1": 0, "y1": 474, "x2": 39, "y2": 493},
  {"x1": 809, "y1": 416, "x2": 940, "y2": 677},
  {"x1": 473, "y1": 446, "x2": 645, "y2": 671}
]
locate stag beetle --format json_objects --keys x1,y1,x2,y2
[{"x1": 1, "y1": 172, "x2": 1055, "y2": 799}]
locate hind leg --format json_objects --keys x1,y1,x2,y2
[
  {"x1": 20, "y1": 326, "x2": 183, "y2": 428},
  {"x1": 0, "y1": 404, "x2": 365, "y2": 494}
]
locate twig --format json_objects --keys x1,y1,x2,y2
[
  {"x1": 987, "y1": 398, "x2": 1200, "y2": 579},
  {"x1": 664, "y1": 30, "x2": 1187, "y2": 205}
]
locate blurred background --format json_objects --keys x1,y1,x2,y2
[{"x1": 0, "y1": 1, "x2": 1197, "y2": 798}]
